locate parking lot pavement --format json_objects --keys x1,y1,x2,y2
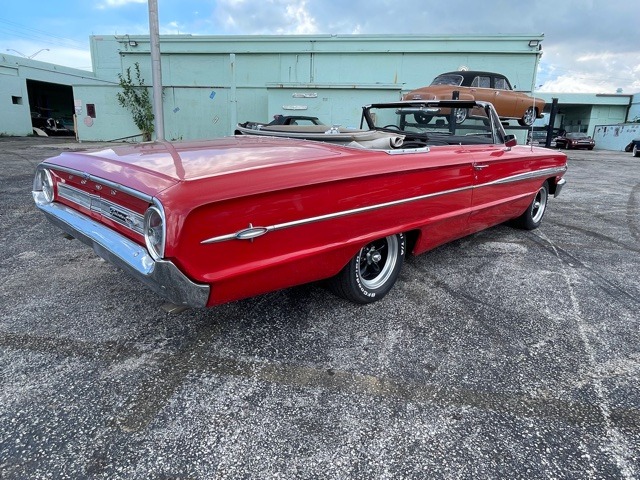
[{"x1": 1, "y1": 137, "x2": 638, "y2": 479}]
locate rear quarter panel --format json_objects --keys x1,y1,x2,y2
[{"x1": 160, "y1": 147, "x2": 477, "y2": 305}]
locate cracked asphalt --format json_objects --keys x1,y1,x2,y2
[{"x1": 1, "y1": 137, "x2": 638, "y2": 479}]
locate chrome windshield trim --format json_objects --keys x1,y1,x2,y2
[{"x1": 201, "y1": 165, "x2": 567, "y2": 245}]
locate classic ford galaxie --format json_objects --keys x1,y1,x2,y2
[{"x1": 33, "y1": 101, "x2": 567, "y2": 308}]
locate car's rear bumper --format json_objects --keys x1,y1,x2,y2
[{"x1": 34, "y1": 196, "x2": 210, "y2": 308}]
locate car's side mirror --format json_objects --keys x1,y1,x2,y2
[{"x1": 505, "y1": 135, "x2": 517, "y2": 148}]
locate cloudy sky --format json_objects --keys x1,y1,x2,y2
[{"x1": 1, "y1": 0, "x2": 639, "y2": 94}]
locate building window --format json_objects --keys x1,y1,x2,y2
[{"x1": 11, "y1": 96, "x2": 22, "y2": 105}]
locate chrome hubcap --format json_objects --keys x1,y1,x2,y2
[
  {"x1": 531, "y1": 186, "x2": 547, "y2": 223},
  {"x1": 524, "y1": 108, "x2": 535, "y2": 125}
]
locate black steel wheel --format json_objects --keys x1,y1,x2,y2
[
  {"x1": 330, "y1": 233, "x2": 406, "y2": 304},
  {"x1": 414, "y1": 112, "x2": 433, "y2": 125}
]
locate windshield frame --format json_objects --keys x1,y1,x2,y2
[{"x1": 359, "y1": 100, "x2": 508, "y2": 146}]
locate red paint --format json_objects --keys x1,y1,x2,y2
[{"x1": 43, "y1": 136, "x2": 567, "y2": 306}]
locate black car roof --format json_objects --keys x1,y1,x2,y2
[{"x1": 437, "y1": 71, "x2": 508, "y2": 80}]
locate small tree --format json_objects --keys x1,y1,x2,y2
[{"x1": 116, "y1": 63, "x2": 154, "y2": 141}]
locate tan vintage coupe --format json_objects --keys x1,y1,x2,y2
[{"x1": 404, "y1": 71, "x2": 545, "y2": 126}]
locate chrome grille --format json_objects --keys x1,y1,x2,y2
[{"x1": 58, "y1": 183, "x2": 145, "y2": 236}]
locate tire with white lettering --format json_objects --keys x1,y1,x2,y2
[
  {"x1": 330, "y1": 233, "x2": 406, "y2": 304},
  {"x1": 514, "y1": 181, "x2": 549, "y2": 230}
]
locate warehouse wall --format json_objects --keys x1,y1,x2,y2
[
  {"x1": 593, "y1": 123, "x2": 640, "y2": 151},
  {"x1": 0, "y1": 67, "x2": 31, "y2": 136},
  {"x1": 77, "y1": 34, "x2": 545, "y2": 141},
  {"x1": 0, "y1": 53, "x2": 112, "y2": 137}
]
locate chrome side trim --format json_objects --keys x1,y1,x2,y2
[
  {"x1": 202, "y1": 184, "x2": 471, "y2": 244},
  {"x1": 43, "y1": 162, "x2": 154, "y2": 203},
  {"x1": 485, "y1": 166, "x2": 567, "y2": 187},
  {"x1": 201, "y1": 165, "x2": 567, "y2": 245},
  {"x1": 34, "y1": 200, "x2": 209, "y2": 307}
]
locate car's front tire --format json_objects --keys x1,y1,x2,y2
[
  {"x1": 414, "y1": 112, "x2": 433, "y2": 125},
  {"x1": 634, "y1": 145, "x2": 639, "y2": 157},
  {"x1": 514, "y1": 181, "x2": 549, "y2": 230},
  {"x1": 330, "y1": 233, "x2": 406, "y2": 304}
]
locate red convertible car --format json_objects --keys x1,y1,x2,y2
[{"x1": 33, "y1": 100, "x2": 567, "y2": 308}]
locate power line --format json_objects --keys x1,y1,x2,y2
[{"x1": 0, "y1": 18, "x2": 88, "y2": 50}]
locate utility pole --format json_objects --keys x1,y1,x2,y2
[{"x1": 148, "y1": 0, "x2": 165, "y2": 141}]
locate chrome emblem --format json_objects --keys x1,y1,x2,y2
[{"x1": 109, "y1": 206, "x2": 129, "y2": 223}]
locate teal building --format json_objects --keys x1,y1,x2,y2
[{"x1": 1, "y1": 33, "x2": 636, "y2": 148}]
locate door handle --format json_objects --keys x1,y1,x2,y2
[{"x1": 474, "y1": 164, "x2": 489, "y2": 170}]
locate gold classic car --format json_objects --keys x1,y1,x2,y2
[{"x1": 404, "y1": 71, "x2": 545, "y2": 126}]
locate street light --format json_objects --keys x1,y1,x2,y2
[{"x1": 5, "y1": 48, "x2": 50, "y2": 59}]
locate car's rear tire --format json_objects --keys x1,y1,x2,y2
[
  {"x1": 514, "y1": 181, "x2": 549, "y2": 230},
  {"x1": 454, "y1": 108, "x2": 467, "y2": 124},
  {"x1": 518, "y1": 107, "x2": 536, "y2": 127},
  {"x1": 330, "y1": 233, "x2": 406, "y2": 304},
  {"x1": 414, "y1": 112, "x2": 433, "y2": 125}
]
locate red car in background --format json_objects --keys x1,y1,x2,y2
[{"x1": 555, "y1": 132, "x2": 595, "y2": 150}]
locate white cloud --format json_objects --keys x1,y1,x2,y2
[
  {"x1": 537, "y1": 47, "x2": 640, "y2": 94},
  {"x1": 212, "y1": 0, "x2": 318, "y2": 35},
  {"x1": 161, "y1": 21, "x2": 185, "y2": 35},
  {"x1": 283, "y1": 1, "x2": 318, "y2": 34},
  {"x1": 3, "y1": 39, "x2": 92, "y2": 71}
]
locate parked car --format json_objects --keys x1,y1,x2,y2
[
  {"x1": 236, "y1": 115, "x2": 323, "y2": 131},
  {"x1": 624, "y1": 139, "x2": 640, "y2": 157},
  {"x1": 403, "y1": 71, "x2": 545, "y2": 126},
  {"x1": 33, "y1": 100, "x2": 567, "y2": 308},
  {"x1": 527, "y1": 128, "x2": 560, "y2": 148},
  {"x1": 268, "y1": 115, "x2": 323, "y2": 126},
  {"x1": 554, "y1": 132, "x2": 595, "y2": 150},
  {"x1": 31, "y1": 112, "x2": 74, "y2": 137}
]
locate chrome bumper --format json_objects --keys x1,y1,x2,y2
[
  {"x1": 34, "y1": 195, "x2": 210, "y2": 308},
  {"x1": 554, "y1": 177, "x2": 567, "y2": 198}
]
